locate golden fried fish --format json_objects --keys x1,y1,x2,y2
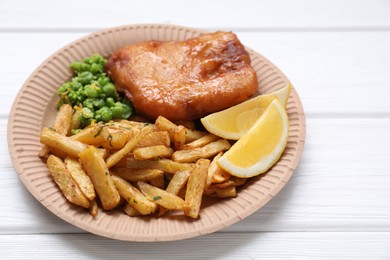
[{"x1": 106, "y1": 31, "x2": 258, "y2": 121}]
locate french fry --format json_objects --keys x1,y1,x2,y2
[
  {"x1": 133, "y1": 145, "x2": 173, "y2": 160},
  {"x1": 212, "y1": 168, "x2": 231, "y2": 183},
  {"x1": 70, "y1": 124, "x2": 110, "y2": 145},
  {"x1": 71, "y1": 109, "x2": 82, "y2": 130},
  {"x1": 46, "y1": 155, "x2": 90, "y2": 208},
  {"x1": 100, "y1": 127, "x2": 137, "y2": 150},
  {"x1": 126, "y1": 158, "x2": 193, "y2": 174},
  {"x1": 104, "y1": 121, "x2": 135, "y2": 132},
  {"x1": 214, "y1": 176, "x2": 247, "y2": 188},
  {"x1": 173, "y1": 125, "x2": 186, "y2": 149},
  {"x1": 184, "y1": 159, "x2": 210, "y2": 218},
  {"x1": 111, "y1": 119, "x2": 158, "y2": 130},
  {"x1": 166, "y1": 171, "x2": 191, "y2": 195},
  {"x1": 207, "y1": 185, "x2": 237, "y2": 198},
  {"x1": 207, "y1": 152, "x2": 231, "y2": 186},
  {"x1": 135, "y1": 131, "x2": 170, "y2": 148},
  {"x1": 155, "y1": 116, "x2": 177, "y2": 139},
  {"x1": 53, "y1": 104, "x2": 74, "y2": 135},
  {"x1": 230, "y1": 176, "x2": 247, "y2": 186},
  {"x1": 39, "y1": 104, "x2": 73, "y2": 158},
  {"x1": 40, "y1": 127, "x2": 87, "y2": 158},
  {"x1": 138, "y1": 181, "x2": 185, "y2": 211},
  {"x1": 106, "y1": 126, "x2": 153, "y2": 169},
  {"x1": 217, "y1": 186, "x2": 237, "y2": 198},
  {"x1": 155, "y1": 115, "x2": 205, "y2": 144},
  {"x1": 212, "y1": 157, "x2": 231, "y2": 184},
  {"x1": 172, "y1": 139, "x2": 231, "y2": 163},
  {"x1": 158, "y1": 170, "x2": 191, "y2": 217},
  {"x1": 89, "y1": 199, "x2": 99, "y2": 217},
  {"x1": 41, "y1": 112, "x2": 243, "y2": 219},
  {"x1": 184, "y1": 129, "x2": 206, "y2": 143},
  {"x1": 97, "y1": 148, "x2": 108, "y2": 159},
  {"x1": 206, "y1": 152, "x2": 219, "y2": 189},
  {"x1": 213, "y1": 180, "x2": 235, "y2": 189},
  {"x1": 64, "y1": 157, "x2": 96, "y2": 201},
  {"x1": 123, "y1": 203, "x2": 140, "y2": 217},
  {"x1": 111, "y1": 175, "x2": 157, "y2": 215},
  {"x1": 79, "y1": 146, "x2": 120, "y2": 210},
  {"x1": 179, "y1": 134, "x2": 220, "y2": 150},
  {"x1": 110, "y1": 167, "x2": 164, "y2": 182}
]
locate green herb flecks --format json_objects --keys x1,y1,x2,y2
[{"x1": 153, "y1": 196, "x2": 162, "y2": 201}]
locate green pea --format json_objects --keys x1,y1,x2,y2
[
  {"x1": 84, "y1": 84, "x2": 100, "y2": 98},
  {"x1": 97, "y1": 75, "x2": 110, "y2": 86},
  {"x1": 83, "y1": 99, "x2": 94, "y2": 110},
  {"x1": 103, "y1": 83, "x2": 115, "y2": 97},
  {"x1": 90, "y1": 63, "x2": 103, "y2": 74},
  {"x1": 80, "y1": 116, "x2": 92, "y2": 128},
  {"x1": 81, "y1": 107, "x2": 94, "y2": 118},
  {"x1": 70, "y1": 81, "x2": 82, "y2": 91},
  {"x1": 92, "y1": 98, "x2": 105, "y2": 108},
  {"x1": 106, "y1": 97, "x2": 115, "y2": 107},
  {"x1": 78, "y1": 71, "x2": 94, "y2": 85},
  {"x1": 57, "y1": 54, "x2": 133, "y2": 128},
  {"x1": 96, "y1": 107, "x2": 112, "y2": 122},
  {"x1": 110, "y1": 105, "x2": 123, "y2": 118},
  {"x1": 57, "y1": 83, "x2": 70, "y2": 94},
  {"x1": 102, "y1": 111, "x2": 112, "y2": 122},
  {"x1": 121, "y1": 104, "x2": 132, "y2": 119},
  {"x1": 68, "y1": 92, "x2": 78, "y2": 103},
  {"x1": 70, "y1": 62, "x2": 83, "y2": 73},
  {"x1": 91, "y1": 54, "x2": 106, "y2": 66}
]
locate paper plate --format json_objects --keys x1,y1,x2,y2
[{"x1": 7, "y1": 24, "x2": 305, "y2": 242}]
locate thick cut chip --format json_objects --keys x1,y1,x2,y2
[
  {"x1": 64, "y1": 157, "x2": 96, "y2": 201},
  {"x1": 40, "y1": 127, "x2": 87, "y2": 158},
  {"x1": 46, "y1": 155, "x2": 90, "y2": 208},
  {"x1": 172, "y1": 139, "x2": 231, "y2": 163},
  {"x1": 158, "y1": 170, "x2": 191, "y2": 217},
  {"x1": 110, "y1": 168, "x2": 164, "y2": 182},
  {"x1": 111, "y1": 175, "x2": 157, "y2": 215},
  {"x1": 70, "y1": 124, "x2": 110, "y2": 146},
  {"x1": 79, "y1": 146, "x2": 120, "y2": 210},
  {"x1": 39, "y1": 104, "x2": 73, "y2": 158},
  {"x1": 126, "y1": 158, "x2": 193, "y2": 174},
  {"x1": 106, "y1": 126, "x2": 153, "y2": 169},
  {"x1": 138, "y1": 181, "x2": 185, "y2": 211},
  {"x1": 133, "y1": 145, "x2": 173, "y2": 160},
  {"x1": 184, "y1": 159, "x2": 210, "y2": 218}
]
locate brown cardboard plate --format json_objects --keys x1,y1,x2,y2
[{"x1": 7, "y1": 24, "x2": 305, "y2": 242}]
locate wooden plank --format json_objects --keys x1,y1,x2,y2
[
  {"x1": 1, "y1": 0, "x2": 390, "y2": 30},
  {"x1": 2, "y1": 31, "x2": 390, "y2": 116},
  {"x1": 0, "y1": 232, "x2": 389, "y2": 259},
  {"x1": 2, "y1": 117, "x2": 390, "y2": 234}
]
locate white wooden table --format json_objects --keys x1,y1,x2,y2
[{"x1": 1, "y1": 0, "x2": 390, "y2": 259}]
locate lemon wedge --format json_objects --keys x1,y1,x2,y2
[
  {"x1": 201, "y1": 84, "x2": 290, "y2": 140},
  {"x1": 217, "y1": 98, "x2": 289, "y2": 178}
]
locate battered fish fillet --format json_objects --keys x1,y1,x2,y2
[{"x1": 106, "y1": 31, "x2": 258, "y2": 121}]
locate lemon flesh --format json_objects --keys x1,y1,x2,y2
[
  {"x1": 201, "y1": 84, "x2": 290, "y2": 140},
  {"x1": 217, "y1": 98, "x2": 289, "y2": 178}
]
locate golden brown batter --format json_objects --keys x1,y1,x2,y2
[{"x1": 106, "y1": 32, "x2": 258, "y2": 121}]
